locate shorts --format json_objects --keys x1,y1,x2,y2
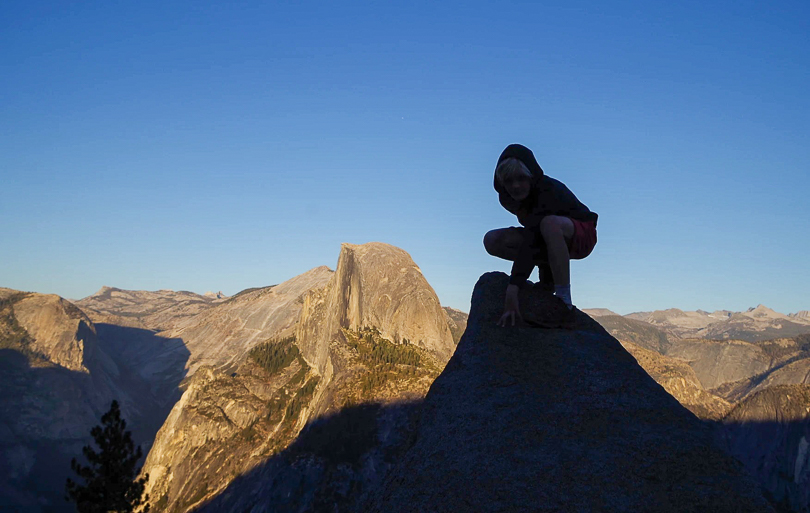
[
  {"x1": 511, "y1": 218, "x2": 597, "y2": 261},
  {"x1": 568, "y1": 219, "x2": 597, "y2": 259}
]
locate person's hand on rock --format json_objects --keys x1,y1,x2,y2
[{"x1": 497, "y1": 284, "x2": 522, "y2": 327}]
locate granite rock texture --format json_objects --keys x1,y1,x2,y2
[
  {"x1": 296, "y1": 242, "x2": 455, "y2": 377},
  {"x1": 365, "y1": 272, "x2": 773, "y2": 513},
  {"x1": 166, "y1": 266, "x2": 333, "y2": 376}
]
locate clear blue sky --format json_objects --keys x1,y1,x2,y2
[{"x1": 2, "y1": 1, "x2": 808, "y2": 315}]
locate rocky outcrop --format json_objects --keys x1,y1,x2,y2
[
  {"x1": 11, "y1": 292, "x2": 102, "y2": 373},
  {"x1": 140, "y1": 358, "x2": 318, "y2": 512},
  {"x1": 364, "y1": 273, "x2": 772, "y2": 512},
  {"x1": 297, "y1": 243, "x2": 455, "y2": 377},
  {"x1": 723, "y1": 385, "x2": 810, "y2": 511},
  {"x1": 662, "y1": 338, "x2": 777, "y2": 390}
]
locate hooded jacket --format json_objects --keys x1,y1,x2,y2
[{"x1": 494, "y1": 144, "x2": 598, "y2": 285}]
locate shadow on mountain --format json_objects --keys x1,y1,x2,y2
[
  {"x1": 94, "y1": 323, "x2": 190, "y2": 395},
  {"x1": 0, "y1": 348, "x2": 109, "y2": 511},
  {"x1": 0, "y1": 322, "x2": 191, "y2": 513},
  {"x1": 195, "y1": 400, "x2": 423, "y2": 513},
  {"x1": 189, "y1": 401, "x2": 810, "y2": 512},
  {"x1": 714, "y1": 384, "x2": 810, "y2": 513}
]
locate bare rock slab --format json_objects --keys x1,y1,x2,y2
[{"x1": 366, "y1": 272, "x2": 773, "y2": 513}]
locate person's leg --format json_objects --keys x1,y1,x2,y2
[
  {"x1": 484, "y1": 227, "x2": 554, "y2": 283},
  {"x1": 483, "y1": 227, "x2": 527, "y2": 261},
  {"x1": 539, "y1": 216, "x2": 575, "y2": 305}
]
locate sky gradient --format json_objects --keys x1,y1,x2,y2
[{"x1": 2, "y1": 1, "x2": 808, "y2": 315}]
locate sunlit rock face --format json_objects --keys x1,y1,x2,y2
[
  {"x1": 164, "y1": 266, "x2": 334, "y2": 376},
  {"x1": 139, "y1": 361, "x2": 310, "y2": 513},
  {"x1": 364, "y1": 272, "x2": 773, "y2": 513},
  {"x1": 11, "y1": 291, "x2": 100, "y2": 373},
  {"x1": 625, "y1": 305, "x2": 810, "y2": 342},
  {"x1": 139, "y1": 243, "x2": 455, "y2": 512},
  {"x1": 297, "y1": 242, "x2": 455, "y2": 377},
  {"x1": 443, "y1": 306, "x2": 468, "y2": 345},
  {"x1": 76, "y1": 286, "x2": 225, "y2": 333}
]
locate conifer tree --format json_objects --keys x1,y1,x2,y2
[{"x1": 65, "y1": 400, "x2": 150, "y2": 512}]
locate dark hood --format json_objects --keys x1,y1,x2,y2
[{"x1": 493, "y1": 144, "x2": 545, "y2": 195}]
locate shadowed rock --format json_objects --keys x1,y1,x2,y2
[
  {"x1": 0, "y1": 289, "x2": 189, "y2": 512},
  {"x1": 365, "y1": 272, "x2": 773, "y2": 512},
  {"x1": 723, "y1": 384, "x2": 810, "y2": 512}
]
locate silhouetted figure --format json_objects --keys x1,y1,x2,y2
[{"x1": 484, "y1": 144, "x2": 597, "y2": 326}]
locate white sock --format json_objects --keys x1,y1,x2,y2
[{"x1": 554, "y1": 284, "x2": 573, "y2": 309}]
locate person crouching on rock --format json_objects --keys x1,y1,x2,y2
[{"x1": 484, "y1": 143, "x2": 598, "y2": 327}]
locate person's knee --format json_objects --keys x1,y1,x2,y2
[
  {"x1": 540, "y1": 216, "x2": 563, "y2": 238},
  {"x1": 483, "y1": 230, "x2": 500, "y2": 255}
]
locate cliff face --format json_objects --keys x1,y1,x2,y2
[
  {"x1": 297, "y1": 243, "x2": 455, "y2": 378},
  {"x1": 723, "y1": 385, "x2": 810, "y2": 512},
  {"x1": 11, "y1": 292, "x2": 101, "y2": 373},
  {"x1": 365, "y1": 273, "x2": 772, "y2": 512},
  {"x1": 443, "y1": 306, "x2": 468, "y2": 345},
  {"x1": 140, "y1": 244, "x2": 453, "y2": 512},
  {"x1": 140, "y1": 358, "x2": 318, "y2": 512}
]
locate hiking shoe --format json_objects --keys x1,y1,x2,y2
[
  {"x1": 518, "y1": 280, "x2": 535, "y2": 291},
  {"x1": 533, "y1": 281, "x2": 555, "y2": 294},
  {"x1": 523, "y1": 298, "x2": 578, "y2": 329}
]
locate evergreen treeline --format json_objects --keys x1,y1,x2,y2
[
  {"x1": 347, "y1": 327, "x2": 422, "y2": 368},
  {"x1": 344, "y1": 327, "x2": 428, "y2": 396},
  {"x1": 248, "y1": 335, "x2": 298, "y2": 375},
  {"x1": 285, "y1": 377, "x2": 320, "y2": 420}
]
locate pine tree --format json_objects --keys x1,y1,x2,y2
[{"x1": 65, "y1": 400, "x2": 150, "y2": 513}]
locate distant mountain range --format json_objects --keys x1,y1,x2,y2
[{"x1": 584, "y1": 305, "x2": 810, "y2": 342}]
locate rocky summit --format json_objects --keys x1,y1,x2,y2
[
  {"x1": 364, "y1": 272, "x2": 773, "y2": 512},
  {"x1": 296, "y1": 242, "x2": 456, "y2": 382},
  {"x1": 138, "y1": 243, "x2": 453, "y2": 511}
]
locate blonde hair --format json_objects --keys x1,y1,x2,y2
[{"x1": 495, "y1": 157, "x2": 532, "y2": 185}]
